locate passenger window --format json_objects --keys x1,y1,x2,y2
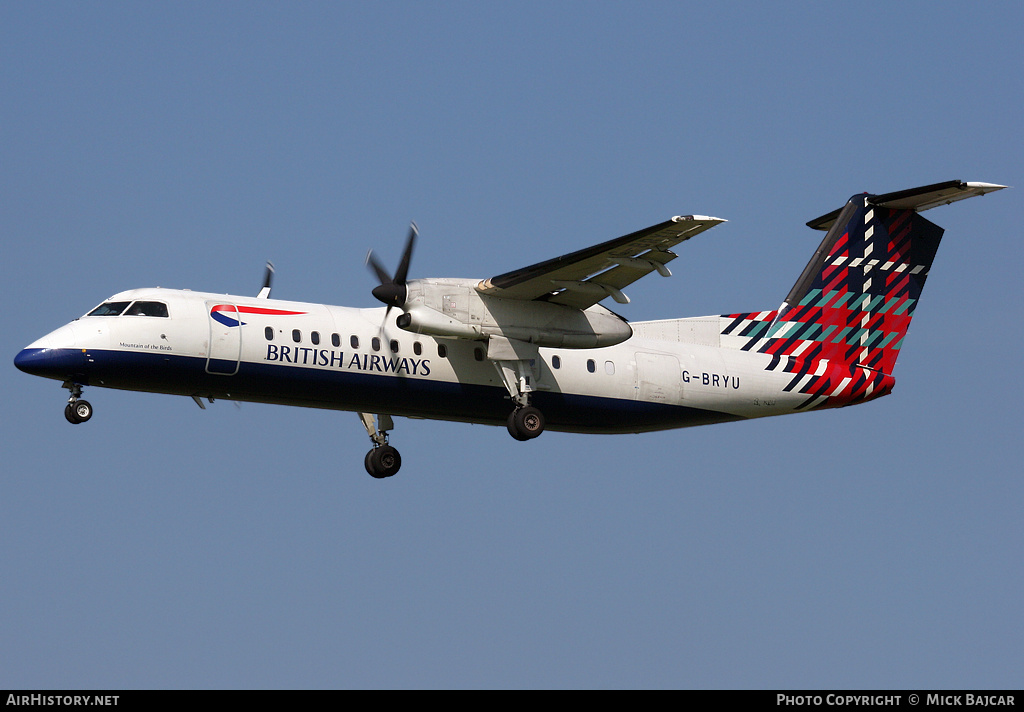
[
  {"x1": 125, "y1": 301, "x2": 169, "y2": 317},
  {"x1": 474, "y1": 347, "x2": 484, "y2": 362},
  {"x1": 587, "y1": 359, "x2": 596, "y2": 373},
  {"x1": 390, "y1": 340, "x2": 399, "y2": 353},
  {"x1": 265, "y1": 327, "x2": 274, "y2": 341},
  {"x1": 413, "y1": 342, "x2": 422, "y2": 356},
  {"x1": 605, "y1": 360, "x2": 615, "y2": 375},
  {"x1": 292, "y1": 329, "x2": 301, "y2": 343},
  {"x1": 438, "y1": 344, "x2": 448, "y2": 358},
  {"x1": 372, "y1": 337, "x2": 381, "y2": 352},
  {"x1": 332, "y1": 333, "x2": 341, "y2": 347},
  {"x1": 350, "y1": 335, "x2": 359, "y2": 349},
  {"x1": 311, "y1": 331, "x2": 320, "y2": 345},
  {"x1": 87, "y1": 301, "x2": 131, "y2": 316},
  {"x1": 552, "y1": 355, "x2": 561, "y2": 369}
]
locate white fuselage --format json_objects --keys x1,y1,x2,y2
[{"x1": 18, "y1": 287, "x2": 829, "y2": 433}]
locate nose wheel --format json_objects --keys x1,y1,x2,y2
[
  {"x1": 62, "y1": 382, "x2": 93, "y2": 424},
  {"x1": 65, "y1": 400, "x2": 93, "y2": 424}
]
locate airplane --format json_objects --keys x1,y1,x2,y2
[{"x1": 14, "y1": 179, "x2": 1005, "y2": 479}]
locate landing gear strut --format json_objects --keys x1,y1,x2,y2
[
  {"x1": 358, "y1": 412, "x2": 401, "y2": 479},
  {"x1": 63, "y1": 382, "x2": 92, "y2": 424}
]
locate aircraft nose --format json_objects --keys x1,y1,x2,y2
[
  {"x1": 14, "y1": 346, "x2": 85, "y2": 378},
  {"x1": 15, "y1": 322, "x2": 88, "y2": 381},
  {"x1": 14, "y1": 321, "x2": 86, "y2": 378},
  {"x1": 13, "y1": 347, "x2": 43, "y2": 374}
]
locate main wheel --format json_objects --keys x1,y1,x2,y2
[
  {"x1": 509, "y1": 406, "x2": 545, "y2": 440},
  {"x1": 64, "y1": 403, "x2": 81, "y2": 424},
  {"x1": 366, "y1": 445, "x2": 402, "y2": 478},
  {"x1": 364, "y1": 449, "x2": 379, "y2": 478},
  {"x1": 506, "y1": 410, "x2": 530, "y2": 441}
]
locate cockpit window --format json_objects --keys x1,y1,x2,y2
[
  {"x1": 87, "y1": 301, "x2": 131, "y2": 316},
  {"x1": 125, "y1": 301, "x2": 169, "y2": 317}
]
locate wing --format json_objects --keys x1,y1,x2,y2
[{"x1": 475, "y1": 215, "x2": 725, "y2": 309}]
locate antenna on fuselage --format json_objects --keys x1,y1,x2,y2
[{"x1": 257, "y1": 261, "x2": 275, "y2": 299}]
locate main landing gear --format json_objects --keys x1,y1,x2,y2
[
  {"x1": 492, "y1": 353, "x2": 546, "y2": 442},
  {"x1": 63, "y1": 382, "x2": 93, "y2": 424},
  {"x1": 359, "y1": 412, "x2": 401, "y2": 479}
]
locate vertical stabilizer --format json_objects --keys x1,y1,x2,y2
[
  {"x1": 720, "y1": 180, "x2": 1003, "y2": 410},
  {"x1": 767, "y1": 193, "x2": 943, "y2": 375}
]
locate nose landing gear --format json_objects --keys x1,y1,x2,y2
[{"x1": 62, "y1": 382, "x2": 93, "y2": 424}]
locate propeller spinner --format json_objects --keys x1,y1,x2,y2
[{"x1": 366, "y1": 222, "x2": 418, "y2": 317}]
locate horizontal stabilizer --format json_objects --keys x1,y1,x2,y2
[{"x1": 807, "y1": 180, "x2": 1006, "y2": 231}]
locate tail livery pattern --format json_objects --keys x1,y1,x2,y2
[{"x1": 723, "y1": 191, "x2": 948, "y2": 410}]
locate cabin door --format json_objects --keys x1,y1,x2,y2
[
  {"x1": 206, "y1": 302, "x2": 241, "y2": 375},
  {"x1": 635, "y1": 353, "x2": 682, "y2": 403}
]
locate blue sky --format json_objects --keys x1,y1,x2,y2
[{"x1": 2, "y1": 2, "x2": 1021, "y2": 689}]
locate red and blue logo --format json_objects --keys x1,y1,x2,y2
[{"x1": 210, "y1": 304, "x2": 307, "y2": 327}]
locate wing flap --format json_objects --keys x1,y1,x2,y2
[{"x1": 477, "y1": 215, "x2": 725, "y2": 308}]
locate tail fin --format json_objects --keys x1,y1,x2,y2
[
  {"x1": 767, "y1": 193, "x2": 941, "y2": 375},
  {"x1": 722, "y1": 180, "x2": 1004, "y2": 409}
]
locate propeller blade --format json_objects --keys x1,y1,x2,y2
[
  {"x1": 394, "y1": 222, "x2": 418, "y2": 285},
  {"x1": 257, "y1": 261, "x2": 275, "y2": 299},
  {"x1": 365, "y1": 250, "x2": 393, "y2": 286}
]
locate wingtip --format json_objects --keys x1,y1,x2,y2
[
  {"x1": 673, "y1": 214, "x2": 727, "y2": 223},
  {"x1": 965, "y1": 182, "x2": 1008, "y2": 192}
]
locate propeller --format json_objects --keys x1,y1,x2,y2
[
  {"x1": 366, "y1": 222, "x2": 418, "y2": 319},
  {"x1": 257, "y1": 261, "x2": 275, "y2": 299}
]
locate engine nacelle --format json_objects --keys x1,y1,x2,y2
[
  {"x1": 395, "y1": 306, "x2": 482, "y2": 339},
  {"x1": 398, "y1": 279, "x2": 633, "y2": 348}
]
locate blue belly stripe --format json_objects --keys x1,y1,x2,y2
[{"x1": 16, "y1": 348, "x2": 741, "y2": 433}]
